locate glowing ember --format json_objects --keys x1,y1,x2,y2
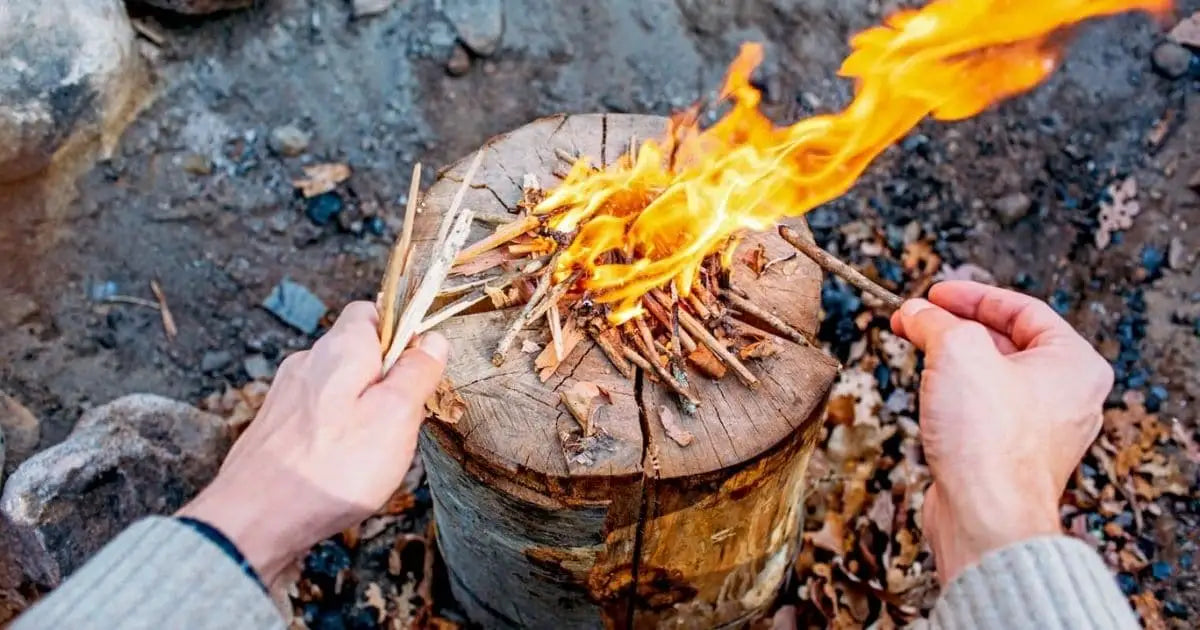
[{"x1": 536, "y1": 0, "x2": 1169, "y2": 324}]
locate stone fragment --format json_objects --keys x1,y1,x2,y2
[
  {"x1": 446, "y1": 45, "x2": 472, "y2": 77},
  {"x1": 352, "y1": 0, "x2": 394, "y2": 18},
  {"x1": 0, "y1": 395, "x2": 230, "y2": 577},
  {"x1": 263, "y1": 279, "x2": 327, "y2": 334},
  {"x1": 269, "y1": 125, "x2": 310, "y2": 157},
  {"x1": 136, "y1": 0, "x2": 252, "y2": 15},
  {"x1": 200, "y1": 350, "x2": 234, "y2": 372},
  {"x1": 1151, "y1": 41, "x2": 1192, "y2": 79},
  {"x1": 0, "y1": 512, "x2": 57, "y2": 624},
  {"x1": 243, "y1": 354, "x2": 275, "y2": 381},
  {"x1": 443, "y1": 0, "x2": 504, "y2": 57},
  {"x1": 0, "y1": 0, "x2": 145, "y2": 182},
  {"x1": 0, "y1": 393, "x2": 40, "y2": 476},
  {"x1": 992, "y1": 192, "x2": 1031, "y2": 226}
]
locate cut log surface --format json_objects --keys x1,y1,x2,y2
[{"x1": 414, "y1": 114, "x2": 839, "y2": 629}]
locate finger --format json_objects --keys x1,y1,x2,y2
[
  {"x1": 310, "y1": 301, "x2": 388, "y2": 389},
  {"x1": 986, "y1": 328, "x2": 1019, "y2": 355},
  {"x1": 359, "y1": 332, "x2": 450, "y2": 429},
  {"x1": 893, "y1": 299, "x2": 963, "y2": 353},
  {"x1": 928, "y1": 282, "x2": 1079, "y2": 350}
]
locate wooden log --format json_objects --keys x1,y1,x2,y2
[{"x1": 412, "y1": 114, "x2": 838, "y2": 629}]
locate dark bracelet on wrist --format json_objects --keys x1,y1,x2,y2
[{"x1": 176, "y1": 516, "x2": 268, "y2": 593}]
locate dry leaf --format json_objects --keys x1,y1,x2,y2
[
  {"x1": 657, "y1": 404, "x2": 694, "y2": 447},
  {"x1": 1131, "y1": 591, "x2": 1167, "y2": 630},
  {"x1": 425, "y1": 376, "x2": 466, "y2": 423},
  {"x1": 292, "y1": 163, "x2": 351, "y2": 197},
  {"x1": 560, "y1": 380, "x2": 611, "y2": 436},
  {"x1": 521, "y1": 339, "x2": 541, "y2": 353},
  {"x1": 688, "y1": 344, "x2": 728, "y2": 379},
  {"x1": 485, "y1": 284, "x2": 514, "y2": 308},
  {"x1": 363, "y1": 583, "x2": 387, "y2": 623},
  {"x1": 807, "y1": 512, "x2": 845, "y2": 554},
  {"x1": 738, "y1": 339, "x2": 779, "y2": 360},
  {"x1": 742, "y1": 243, "x2": 769, "y2": 277},
  {"x1": 1095, "y1": 177, "x2": 1139, "y2": 249},
  {"x1": 1170, "y1": 12, "x2": 1200, "y2": 48}
]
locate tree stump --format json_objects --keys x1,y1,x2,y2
[{"x1": 412, "y1": 114, "x2": 839, "y2": 629}]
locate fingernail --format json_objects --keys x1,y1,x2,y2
[
  {"x1": 900, "y1": 298, "x2": 932, "y2": 318},
  {"x1": 417, "y1": 333, "x2": 450, "y2": 363}
]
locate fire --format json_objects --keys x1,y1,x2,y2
[{"x1": 535, "y1": 0, "x2": 1169, "y2": 324}]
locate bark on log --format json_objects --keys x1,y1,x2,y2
[{"x1": 412, "y1": 113, "x2": 839, "y2": 629}]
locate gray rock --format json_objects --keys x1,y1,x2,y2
[
  {"x1": 992, "y1": 192, "x2": 1032, "y2": 226},
  {"x1": 243, "y1": 354, "x2": 275, "y2": 381},
  {"x1": 0, "y1": 393, "x2": 40, "y2": 476},
  {"x1": 352, "y1": 0, "x2": 395, "y2": 18},
  {"x1": 0, "y1": 0, "x2": 145, "y2": 183},
  {"x1": 269, "y1": 124, "x2": 310, "y2": 157},
  {"x1": 0, "y1": 395, "x2": 230, "y2": 577},
  {"x1": 136, "y1": 0, "x2": 252, "y2": 15},
  {"x1": 263, "y1": 279, "x2": 327, "y2": 334},
  {"x1": 443, "y1": 0, "x2": 504, "y2": 57},
  {"x1": 1152, "y1": 41, "x2": 1192, "y2": 79},
  {"x1": 200, "y1": 350, "x2": 234, "y2": 372}
]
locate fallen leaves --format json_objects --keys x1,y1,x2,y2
[
  {"x1": 292, "y1": 163, "x2": 352, "y2": 197},
  {"x1": 1095, "y1": 177, "x2": 1139, "y2": 250}
]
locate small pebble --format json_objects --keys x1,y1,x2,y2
[
  {"x1": 364, "y1": 215, "x2": 386, "y2": 236},
  {"x1": 446, "y1": 44, "x2": 471, "y2": 76},
  {"x1": 307, "y1": 193, "x2": 345, "y2": 226},
  {"x1": 262, "y1": 279, "x2": 327, "y2": 335},
  {"x1": 1163, "y1": 600, "x2": 1187, "y2": 618},
  {"x1": 1049, "y1": 289, "x2": 1072, "y2": 315},
  {"x1": 269, "y1": 125, "x2": 311, "y2": 157},
  {"x1": 1151, "y1": 561, "x2": 1172, "y2": 580},
  {"x1": 1151, "y1": 41, "x2": 1193, "y2": 79},
  {"x1": 243, "y1": 354, "x2": 275, "y2": 381},
  {"x1": 1140, "y1": 245, "x2": 1166, "y2": 279},
  {"x1": 200, "y1": 350, "x2": 233, "y2": 372},
  {"x1": 993, "y1": 192, "x2": 1032, "y2": 226},
  {"x1": 181, "y1": 153, "x2": 214, "y2": 175},
  {"x1": 1116, "y1": 572, "x2": 1139, "y2": 595}
]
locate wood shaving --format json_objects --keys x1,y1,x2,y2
[{"x1": 425, "y1": 376, "x2": 466, "y2": 423}]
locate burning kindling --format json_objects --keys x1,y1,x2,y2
[{"x1": 380, "y1": 0, "x2": 1168, "y2": 410}]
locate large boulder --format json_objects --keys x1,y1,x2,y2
[
  {"x1": 0, "y1": 0, "x2": 145, "y2": 182},
  {"x1": 0, "y1": 395, "x2": 231, "y2": 578},
  {"x1": 136, "y1": 0, "x2": 253, "y2": 14}
]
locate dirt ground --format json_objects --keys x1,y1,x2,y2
[{"x1": 1, "y1": 0, "x2": 1198, "y2": 626}]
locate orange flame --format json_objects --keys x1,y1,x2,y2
[{"x1": 536, "y1": 0, "x2": 1170, "y2": 323}]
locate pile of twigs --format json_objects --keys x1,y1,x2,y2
[{"x1": 376, "y1": 150, "x2": 902, "y2": 411}]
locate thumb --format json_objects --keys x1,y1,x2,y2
[
  {"x1": 360, "y1": 333, "x2": 450, "y2": 425},
  {"x1": 893, "y1": 299, "x2": 997, "y2": 368}
]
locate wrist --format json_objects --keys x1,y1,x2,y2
[
  {"x1": 177, "y1": 482, "x2": 301, "y2": 586},
  {"x1": 925, "y1": 482, "x2": 1062, "y2": 585}
]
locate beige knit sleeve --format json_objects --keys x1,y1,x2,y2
[
  {"x1": 924, "y1": 535, "x2": 1139, "y2": 630},
  {"x1": 11, "y1": 516, "x2": 284, "y2": 630}
]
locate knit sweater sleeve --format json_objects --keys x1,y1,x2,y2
[
  {"x1": 11, "y1": 516, "x2": 285, "y2": 630},
  {"x1": 923, "y1": 535, "x2": 1139, "y2": 630}
]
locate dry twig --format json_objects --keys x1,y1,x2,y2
[
  {"x1": 493, "y1": 265, "x2": 555, "y2": 366},
  {"x1": 779, "y1": 225, "x2": 903, "y2": 311},
  {"x1": 378, "y1": 164, "x2": 423, "y2": 352},
  {"x1": 721, "y1": 290, "x2": 814, "y2": 349},
  {"x1": 457, "y1": 215, "x2": 541, "y2": 264},
  {"x1": 149, "y1": 280, "x2": 178, "y2": 341}
]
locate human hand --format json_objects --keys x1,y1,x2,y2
[
  {"x1": 890, "y1": 281, "x2": 1112, "y2": 585},
  {"x1": 178, "y1": 301, "x2": 448, "y2": 585}
]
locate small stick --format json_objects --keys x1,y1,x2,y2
[
  {"x1": 378, "y1": 164, "x2": 424, "y2": 351},
  {"x1": 382, "y1": 210, "x2": 475, "y2": 375},
  {"x1": 548, "y1": 304, "x2": 564, "y2": 361},
  {"x1": 103, "y1": 295, "x2": 160, "y2": 309},
  {"x1": 621, "y1": 346, "x2": 699, "y2": 407},
  {"x1": 457, "y1": 215, "x2": 541, "y2": 265},
  {"x1": 659, "y1": 294, "x2": 759, "y2": 390},
  {"x1": 721, "y1": 290, "x2": 814, "y2": 349},
  {"x1": 475, "y1": 213, "x2": 517, "y2": 226},
  {"x1": 555, "y1": 148, "x2": 579, "y2": 165},
  {"x1": 149, "y1": 280, "x2": 178, "y2": 341},
  {"x1": 417, "y1": 291, "x2": 488, "y2": 334},
  {"x1": 642, "y1": 296, "x2": 697, "y2": 353},
  {"x1": 779, "y1": 226, "x2": 903, "y2": 311},
  {"x1": 590, "y1": 329, "x2": 634, "y2": 380},
  {"x1": 437, "y1": 262, "x2": 540, "y2": 297},
  {"x1": 493, "y1": 264, "x2": 554, "y2": 366},
  {"x1": 686, "y1": 293, "x2": 712, "y2": 320},
  {"x1": 438, "y1": 151, "x2": 483, "y2": 245}
]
